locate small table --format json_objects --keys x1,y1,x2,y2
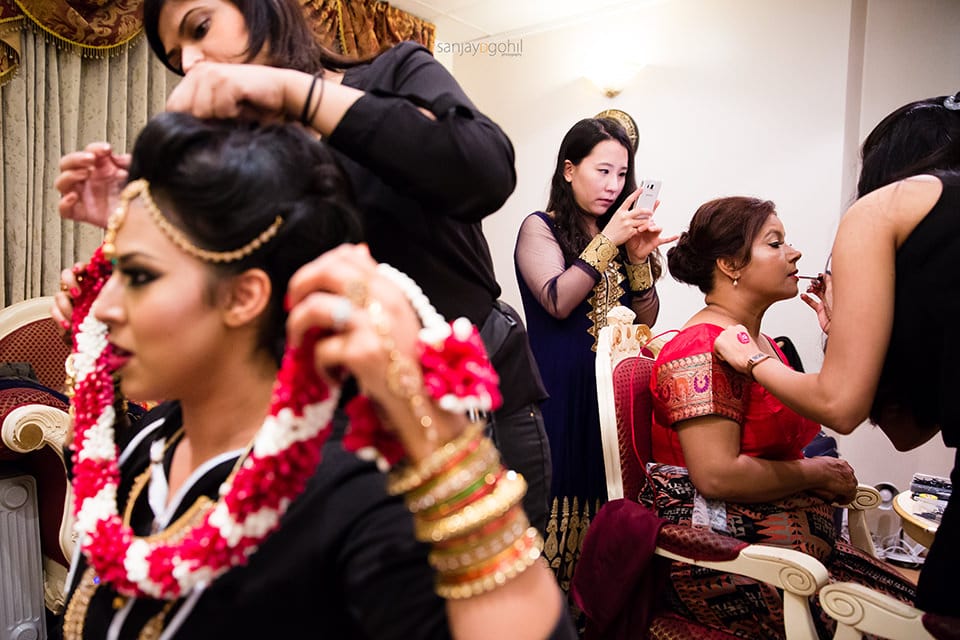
[{"x1": 893, "y1": 491, "x2": 941, "y2": 549}]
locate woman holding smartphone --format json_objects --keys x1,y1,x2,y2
[{"x1": 513, "y1": 117, "x2": 674, "y2": 592}]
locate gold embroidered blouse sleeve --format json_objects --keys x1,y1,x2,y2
[
  {"x1": 579, "y1": 233, "x2": 618, "y2": 273},
  {"x1": 624, "y1": 257, "x2": 653, "y2": 291},
  {"x1": 654, "y1": 352, "x2": 748, "y2": 426}
]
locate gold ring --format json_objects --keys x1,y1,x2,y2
[{"x1": 344, "y1": 279, "x2": 368, "y2": 307}]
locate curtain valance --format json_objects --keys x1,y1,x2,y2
[{"x1": 0, "y1": 0, "x2": 434, "y2": 87}]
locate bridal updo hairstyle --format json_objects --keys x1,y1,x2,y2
[
  {"x1": 126, "y1": 112, "x2": 363, "y2": 363},
  {"x1": 666, "y1": 196, "x2": 776, "y2": 293}
]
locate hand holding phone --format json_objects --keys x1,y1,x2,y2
[{"x1": 632, "y1": 179, "x2": 662, "y2": 214}]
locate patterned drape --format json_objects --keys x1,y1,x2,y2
[
  {"x1": 301, "y1": 0, "x2": 434, "y2": 57},
  {"x1": 0, "y1": 0, "x2": 435, "y2": 87},
  {"x1": 0, "y1": 0, "x2": 143, "y2": 87},
  {"x1": 0, "y1": 0, "x2": 433, "y2": 305}
]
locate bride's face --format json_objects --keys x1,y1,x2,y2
[{"x1": 91, "y1": 198, "x2": 233, "y2": 402}]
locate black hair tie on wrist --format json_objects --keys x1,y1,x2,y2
[
  {"x1": 300, "y1": 72, "x2": 322, "y2": 125},
  {"x1": 307, "y1": 75, "x2": 325, "y2": 125}
]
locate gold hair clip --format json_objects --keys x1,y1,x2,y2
[{"x1": 112, "y1": 179, "x2": 283, "y2": 264}]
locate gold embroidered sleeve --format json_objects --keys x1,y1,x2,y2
[
  {"x1": 579, "y1": 233, "x2": 618, "y2": 273},
  {"x1": 654, "y1": 352, "x2": 748, "y2": 426},
  {"x1": 624, "y1": 257, "x2": 653, "y2": 291}
]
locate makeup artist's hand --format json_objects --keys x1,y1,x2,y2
[{"x1": 800, "y1": 272, "x2": 832, "y2": 334}]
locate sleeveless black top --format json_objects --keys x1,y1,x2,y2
[{"x1": 871, "y1": 170, "x2": 960, "y2": 448}]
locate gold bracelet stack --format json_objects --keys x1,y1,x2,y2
[
  {"x1": 579, "y1": 233, "x2": 619, "y2": 273},
  {"x1": 625, "y1": 256, "x2": 654, "y2": 291},
  {"x1": 388, "y1": 426, "x2": 543, "y2": 599}
]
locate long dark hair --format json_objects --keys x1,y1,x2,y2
[
  {"x1": 546, "y1": 118, "x2": 661, "y2": 278},
  {"x1": 126, "y1": 112, "x2": 363, "y2": 364},
  {"x1": 857, "y1": 93, "x2": 960, "y2": 197},
  {"x1": 667, "y1": 197, "x2": 776, "y2": 294},
  {"x1": 143, "y1": 0, "x2": 380, "y2": 75}
]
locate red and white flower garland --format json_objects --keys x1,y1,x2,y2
[{"x1": 69, "y1": 250, "x2": 502, "y2": 600}]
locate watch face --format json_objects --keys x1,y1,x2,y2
[{"x1": 749, "y1": 353, "x2": 766, "y2": 364}]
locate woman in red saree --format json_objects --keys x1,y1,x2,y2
[{"x1": 643, "y1": 196, "x2": 914, "y2": 639}]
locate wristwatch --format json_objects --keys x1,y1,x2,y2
[{"x1": 745, "y1": 352, "x2": 772, "y2": 378}]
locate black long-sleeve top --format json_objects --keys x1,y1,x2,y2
[
  {"x1": 64, "y1": 403, "x2": 576, "y2": 638},
  {"x1": 329, "y1": 42, "x2": 513, "y2": 327}
]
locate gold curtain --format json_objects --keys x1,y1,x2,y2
[
  {"x1": 0, "y1": 1, "x2": 435, "y2": 87},
  {"x1": 0, "y1": 29, "x2": 176, "y2": 305},
  {"x1": 0, "y1": 0, "x2": 143, "y2": 88},
  {"x1": 301, "y1": 0, "x2": 434, "y2": 57},
  {"x1": 0, "y1": 0, "x2": 432, "y2": 304}
]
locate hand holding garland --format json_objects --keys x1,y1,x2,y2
[
  {"x1": 286, "y1": 243, "x2": 478, "y2": 462},
  {"x1": 286, "y1": 244, "x2": 563, "y2": 638}
]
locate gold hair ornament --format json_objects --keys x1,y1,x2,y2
[{"x1": 103, "y1": 179, "x2": 283, "y2": 263}]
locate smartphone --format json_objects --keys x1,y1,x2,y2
[{"x1": 633, "y1": 179, "x2": 662, "y2": 214}]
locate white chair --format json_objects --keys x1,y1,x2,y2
[
  {"x1": 819, "y1": 582, "x2": 942, "y2": 640},
  {"x1": 584, "y1": 307, "x2": 901, "y2": 640}
]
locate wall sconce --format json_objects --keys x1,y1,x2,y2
[{"x1": 586, "y1": 63, "x2": 641, "y2": 98}]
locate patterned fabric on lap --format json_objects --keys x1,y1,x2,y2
[{"x1": 641, "y1": 465, "x2": 916, "y2": 640}]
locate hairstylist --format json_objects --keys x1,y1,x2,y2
[{"x1": 54, "y1": 0, "x2": 551, "y2": 532}]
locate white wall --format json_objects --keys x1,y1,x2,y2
[{"x1": 445, "y1": 0, "x2": 960, "y2": 491}]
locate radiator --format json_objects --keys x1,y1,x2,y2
[{"x1": 0, "y1": 474, "x2": 47, "y2": 640}]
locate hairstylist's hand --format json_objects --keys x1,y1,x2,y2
[
  {"x1": 166, "y1": 62, "x2": 297, "y2": 123},
  {"x1": 600, "y1": 189, "x2": 650, "y2": 246},
  {"x1": 800, "y1": 272, "x2": 833, "y2": 334},
  {"x1": 806, "y1": 456, "x2": 858, "y2": 504},
  {"x1": 286, "y1": 244, "x2": 467, "y2": 462},
  {"x1": 55, "y1": 143, "x2": 129, "y2": 228}
]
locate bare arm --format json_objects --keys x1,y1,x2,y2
[
  {"x1": 715, "y1": 176, "x2": 943, "y2": 434},
  {"x1": 676, "y1": 415, "x2": 857, "y2": 503}
]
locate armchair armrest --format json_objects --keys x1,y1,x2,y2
[
  {"x1": 2, "y1": 402, "x2": 74, "y2": 613},
  {"x1": 839, "y1": 484, "x2": 881, "y2": 557},
  {"x1": 656, "y1": 524, "x2": 828, "y2": 640},
  {"x1": 819, "y1": 582, "x2": 936, "y2": 640}
]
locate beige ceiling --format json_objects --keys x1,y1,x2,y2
[{"x1": 389, "y1": 0, "x2": 657, "y2": 43}]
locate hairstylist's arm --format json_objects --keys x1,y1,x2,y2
[
  {"x1": 676, "y1": 415, "x2": 858, "y2": 504},
  {"x1": 55, "y1": 142, "x2": 129, "y2": 228},
  {"x1": 714, "y1": 177, "x2": 942, "y2": 435},
  {"x1": 164, "y1": 62, "x2": 365, "y2": 136}
]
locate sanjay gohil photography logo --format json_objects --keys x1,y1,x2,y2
[{"x1": 435, "y1": 38, "x2": 524, "y2": 57}]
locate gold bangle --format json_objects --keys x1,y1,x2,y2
[
  {"x1": 414, "y1": 470, "x2": 527, "y2": 542},
  {"x1": 579, "y1": 233, "x2": 618, "y2": 273},
  {"x1": 429, "y1": 509, "x2": 530, "y2": 572},
  {"x1": 405, "y1": 441, "x2": 502, "y2": 513},
  {"x1": 387, "y1": 423, "x2": 486, "y2": 495},
  {"x1": 625, "y1": 257, "x2": 654, "y2": 291},
  {"x1": 434, "y1": 528, "x2": 543, "y2": 599}
]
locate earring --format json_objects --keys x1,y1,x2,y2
[{"x1": 733, "y1": 277, "x2": 739, "y2": 287}]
